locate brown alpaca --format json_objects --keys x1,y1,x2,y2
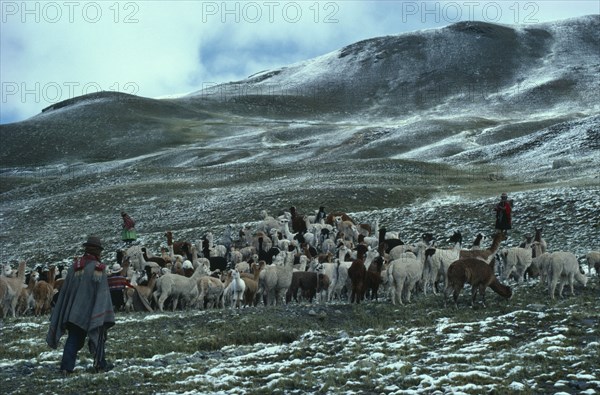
[
  {"x1": 136, "y1": 272, "x2": 158, "y2": 306},
  {"x1": 165, "y1": 231, "x2": 193, "y2": 261},
  {"x1": 459, "y1": 232, "x2": 506, "y2": 262},
  {"x1": 365, "y1": 256, "x2": 385, "y2": 301},
  {"x1": 445, "y1": 257, "x2": 512, "y2": 308},
  {"x1": 32, "y1": 265, "x2": 55, "y2": 316},
  {"x1": 240, "y1": 262, "x2": 263, "y2": 307},
  {"x1": 348, "y1": 258, "x2": 367, "y2": 304}
]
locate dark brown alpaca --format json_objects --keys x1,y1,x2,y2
[
  {"x1": 348, "y1": 258, "x2": 367, "y2": 304},
  {"x1": 445, "y1": 257, "x2": 512, "y2": 308},
  {"x1": 365, "y1": 256, "x2": 385, "y2": 301}
]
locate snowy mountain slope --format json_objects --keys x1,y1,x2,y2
[
  {"x1": 189, "y1": 15, "x2": 599, "y2": 118},
  {"x1": 0, "y1": 16, "x2": 598, "y2": 170}
]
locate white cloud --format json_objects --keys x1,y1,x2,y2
[{"x1": 1, "y1": 0, "x2": 598, "y2": 124}]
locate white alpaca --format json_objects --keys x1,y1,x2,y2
[
  {"x1": 294, "y1": 255, "x2": 309, "y2": 272},
  {"x1": 0, "y1": 261, "x2": 27, "y2": 318},
  {"x1": 309, "y1": 260, "x2": 338, "y2": 302},
  {"x1": 256, "y1": 210, "x2": 281, "y2": 234},
  {"x1": 548, "y1": 251, "x2": 588, "y2": 299},
  {"x1": 203, "y1": 232, "x2": 227, "y2": 258},
  {"x1": 330, "y1": 245, "x2": 354, "y2": 302},
  {"x1": 502, "y1": 247, "x2": 533, "y2": 283},
  {"x1": 259, "y1": 251, "x2": 294, "y2": 306},
  {"x1": 153, "y1": 264, "x2": 208, "y2": 311},
  {"x1": 388, "y1": 243, "x2": 427, "y2": 305},
  {"x1": 125, "y1": 245, "x2": 161, "y2": 273},
  {"x1": 229, "y1": 270, "x2": 246, "y2": 308},
  {"x1": 422, "y1": 231, "x2": 462, "y2": 295},
  {"x1": 532, "y1": 252, "x2": 553, "y2": 287}
]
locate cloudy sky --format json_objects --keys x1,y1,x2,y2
[{"x1": 1, "y1": 0, "x2": 598, "y2": 124}]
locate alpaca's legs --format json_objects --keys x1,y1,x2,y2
[
  {"x1": 568, "y1": 273, "x2": 575, "y2": 296},
  {"x1": 549, "y1": 279, "x2": 558, "y2": 300},
  {"x1": 558, "y1": 279, "x2": 566, "y2": 298},
  {"x1": 452, "y1": 286, "x2": 461, "y2": 308},
  {"x1": 479, "y1": 285, "x2": 487, "y2": 307}
]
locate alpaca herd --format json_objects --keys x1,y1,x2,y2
[{"x1": 1, "y1": 210, "x2": 597, "y2": 319}]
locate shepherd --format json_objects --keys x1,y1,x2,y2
[
  {"x1": 46, "y1": 236, "x2": 115, "y2": 376},
  {"x1": 121, "y1": 211, "x2": 137, "y2": 244},
  {"x1": 494, "y1": 192, "x2": 513, "y2": 234}
]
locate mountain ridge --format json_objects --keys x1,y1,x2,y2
[{"x1": 0, "y1": 15, "x2": 598, "y2": 170}]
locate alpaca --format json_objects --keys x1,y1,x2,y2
[
  {"x1": 125, "y1": 271, "x2": 158, "y2": 312},
  {"x1": 532, "y1": 252, "x2": 553, "y2": 287},
  {"x1": 459, "y1": 232, "x2": 506, "y2": 262},
  {"x1": 533, "y1": 228, "x2": 547, "y2": 255},
  {"x1": 471, "y1": 233, "x2": 485, "y2": 250},
  {"x1": 501, "y1": 243, "x2": 533, "y2": 284},
  {"x1": 259, "y1": 250, "x2": 294, "y2": 306},
  {"x1": 286, "y1": 271, "x2": 330, "y2": 304},
  {"x1": 365, "y1": 256, "x2": 385, "y2": 301},
  {"x1": 125, "y1": 246, "x2": 161, "y2": 273},
  {"x1": 347, "y1": 258, "x2": 367, "y2": 304},
  {"x1": 388, "y1": 233, "x2": 434, "y2": 262},
  {"x1": 325, "y1": 212, "x2": 354, "y2": 226},
  {"x1": 335, "y1": 218, "x2": 356, "y2": 242},
  {"x1": 1, "y1": 260, "x2": 27, "y2": 318},
  {"x1": 289, "y1": 206, "x2": 307, "y2": 234},
  {"x1": 310, "y1": 260, "x2": 338, "y2": 302},
  {"x1": 241, "y1": 264, "x2": 262, "y2": 307},
  {"x1": 378, "y1": 227, "x2": 405, "y2": 256},
  {"x1": 231, "y1": 248, "x2": 244, "y2": 266},
  {"x1": 197, "y1": 275, "x2": 225, "y2": 309},
  {"x1": 330, "y1": 245, "x2": 354, "y2": 302},
  {"x1": 17, "y1": 270, "x2": 39, "y2": 316},
  {"x1": 0, "y1": 277, "x2": 17, "y2": 318},
  {"x1": 423, "y1": 231, "x2": 463, "y2": 295},
  {"x1": 548, "y1": 251, "x2": 588, "y2": 299},
  {"x1": 142, "y1": 247, "x2": 168, "y2": 267},
  {"x1": 444, "y1": 257, "x2": 512, "y2": 308},
  {"x1": 203, "y1": 232, "x2": 228, "y2": 258},
  {"x1": 228, "y1": 269, "x2": 246, "y2": 308},
  {"x1": 32, "y1": 264, "x2": 55, "y2": 316},
  {"x1": 165, "y1": 231, "x2": 193, "y2": 261},
  {"x1": 153, "y1": 263, "x2": 208, "y2": 311},
  {"x1": 388, "y1": 243, "x2": 427, "y2": 305},
  {"x1": 586, "y1": 251, "x2": 600, "y2": 276}
]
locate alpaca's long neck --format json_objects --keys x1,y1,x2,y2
[
  {"x1": 17, "y1": 261, "x2": 27, "y2": 281},
  {"x1": 488, "y1": 237, "x2": 503, "y2": 255},
  {"x1": 28, "y1": 274, "x2": 38, "y2": 289},
  {"x1": 148, "y1": 274, "x2": 157, "y2": 289},
  {"x1": 452, "y1": 241, "x2": 462, "y2": 252},
  {"x1": 47, "y1": 267, "x2": 56, "y2": 287},
  {"x1": 191, "y1": 246, "x2": 198, "y2": 265},
  {"x1": 489, "y1": 278, "x2": 511, "y2": 298}
]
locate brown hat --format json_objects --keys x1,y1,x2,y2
[{"x1": 83, "y1": 235, "x2": 104, "y2": 250}]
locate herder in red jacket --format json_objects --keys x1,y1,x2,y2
[{"x1": 494, "y1": 192, "x2": 513, "y2": 234}]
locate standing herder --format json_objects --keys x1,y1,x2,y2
[
  {"x1": 494, "y1": 192, "x2": 513, "y2": 234},
  {"x1": 121, "y1": 211, "x2": 137, "y2": 244},
  {"x1": 46, "y1": 236, "x2": 115, "y2": 375}
]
